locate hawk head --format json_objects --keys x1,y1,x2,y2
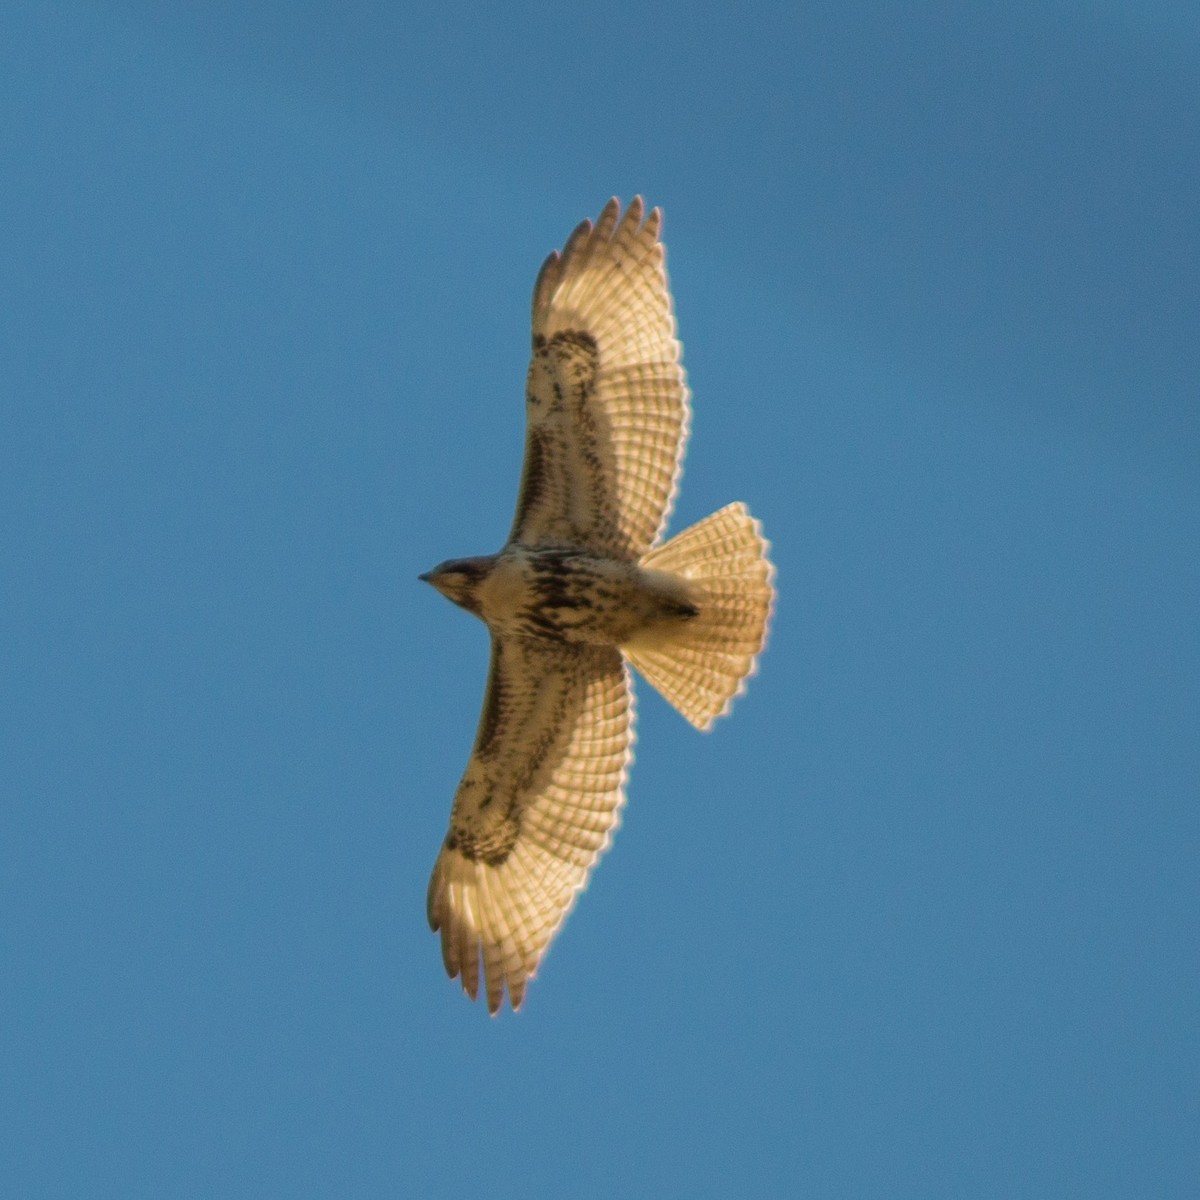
[{"x1": 419, "y1": 556, "x2": 494, "y2": 618}]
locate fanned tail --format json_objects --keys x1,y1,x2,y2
[{"x1": 627, "y1": 503, "x2": 775, "y2": 730}]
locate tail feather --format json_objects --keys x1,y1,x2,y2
[{"x1": 627, "y1": 503, "x2": 775, "y2": 730}]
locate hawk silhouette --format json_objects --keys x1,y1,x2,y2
[{"x1": 422, "y1": 198, "x2": 775, "y2": 1013}]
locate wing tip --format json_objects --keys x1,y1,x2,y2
[
  {"x1": 532, "y1": 196, "x2": 669, "y2": 327},
  {"x1": 428, "y1": 844, "x2": 538, "y2": 1016}
]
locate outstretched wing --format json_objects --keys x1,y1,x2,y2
[
  {"x1": 427, "y1": 636, "x2": 634, "y2": 1013},
  {"x1": 509, "y1": 197, "x2": 691, "y2": 560}
]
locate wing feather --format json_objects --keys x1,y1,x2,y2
[
  {"x1": 510, "y1": 197, "x2": 691, "y2": 558},
  {"x1": 427, "y1": 637, "x2": 634, "y2": 1013}
]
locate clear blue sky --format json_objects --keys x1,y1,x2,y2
[{"x1": 3, "y1": 2, "x2": 1197, "y2": 1196}]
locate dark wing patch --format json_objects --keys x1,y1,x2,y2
[{"x1": 511, "y1": 329, "x2": 621, "y2": 550}]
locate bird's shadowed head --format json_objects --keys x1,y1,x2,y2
[{"x1": 419, "y1": 555, "x2": 495, "y2": 617}]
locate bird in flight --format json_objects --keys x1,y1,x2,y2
[{"x1": 421, "y1": 197, "x2": 775, "y2": 1013}]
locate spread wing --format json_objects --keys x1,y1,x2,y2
[
  {"x1": 427, "y1": 636, "x2": 634, "y2": 1013},
  {"x1": 509, "y1": 197, "x2": 691, "y2": 559}
]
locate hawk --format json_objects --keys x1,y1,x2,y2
[{"x1": 421, "y1": 198, "x2": 775, "y2": 1013}]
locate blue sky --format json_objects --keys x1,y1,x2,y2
[{"x1": 3, "y1": 1, "x2": 1198, "y2": 1195}]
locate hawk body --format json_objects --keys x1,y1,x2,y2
[
  {"x1": 426, "y1": 546, "x2": 699, "y2": 645},
  {"x1": 423, "y1": 199, "x2": 775, "y2": 1013}
]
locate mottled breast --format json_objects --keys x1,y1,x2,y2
[{"x1": 479, "y1": 546, "x2": 697, "y2": 646}]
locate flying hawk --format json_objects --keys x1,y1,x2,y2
[{"x1": 422, "y1": 198, "x2": 775, "y2": 1013}]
